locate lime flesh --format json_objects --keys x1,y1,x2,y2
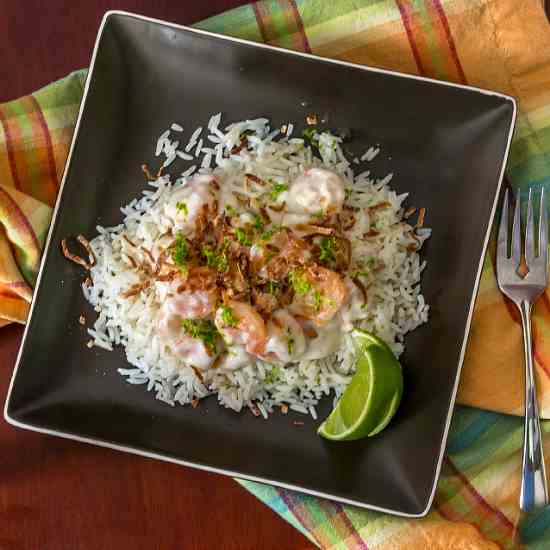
[{"x1": 317, "y1": 329, "x2": 403, "y2": 441}]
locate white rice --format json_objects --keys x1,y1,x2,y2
[{"x1": 83, "y1": 115, "x2": 430, "y2": 416}]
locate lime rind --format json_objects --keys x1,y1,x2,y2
[{"x1": 317, "y1": 329, "x2": 403, "y2": 441}]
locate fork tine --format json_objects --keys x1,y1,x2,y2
[
  {"x1": 539, "y1": 188, "x2": 548, "y2": 273},
  {"x1": 511, "y1": 190, "x2": 522, "y2": 264},
  {"x1": 526, "y1": 188, "x2": 535, "y2": 268},
  {"x1": 497, "y1": 189, "x2": 510, "y2": 262}
]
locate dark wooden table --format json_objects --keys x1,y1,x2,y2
[{"x1": 0, "y1": 2, "x2": 314, "y2": 549}]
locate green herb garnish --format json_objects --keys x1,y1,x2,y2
[
  {"x1": 287, "y1": 328, "x2": 295, "y2": 355},
  {"x1": 201, "y1": 244, "x2": 229, "y2": 273},
  {"x1": 266, "y1": 280, "x2": 280, "y2": 295},
  {"x1": 352, "y1": 257, "x2": 376, "y2": 278},
  {"x1": 318, "y1": 236, "x2": 336, "y2": 264},
  {"x1": 269, "y1": 182, "x2": 289, "y2": 201},
  {"x1": 220, "y1": 305, "x2": 238, "y2": 328},
  {"x1": 313, "y1": 290, "x2": 324, "y2": 312},
  {"x1": 171, "y1": 233, "x2": 189, "y2": 270},
  {"x1": 260, "y1": 226, "x2": 280, "y2": 241},
  {"x1": 312, "y1": 209, "x2": 326, "y2": 220},
  {"x1": 265, "y1": 365, "x2": 281, "y2": 385},
  {"x1": 302, "y1": 127, "x2": 319, "y2": 146},
  {"x1": 235, "y1": 228, "x2": 252, "y2": 247},
  {"x1": 253, "y1": 215, "x2": 264, "y2": 231},
  {"x1": 225, "y1": 204, "x2": 238, "y2": 217},
  {"x1": 289, "y1": 269, "x2": 312, "y2": 295},
  {"x1": 181, "y1": 319, "x2": 219, "y2": 353},
  {"x1": 176, "y1": 201, "x2": 189, "y2": 217}
]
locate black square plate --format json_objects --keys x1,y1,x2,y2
[{"x1": 4, "y1": 11, "x2": 516, "y2": 517}]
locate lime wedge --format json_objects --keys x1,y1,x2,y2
[{"x1": 317, "y1": 328, "x2": 403, "y2": 441}]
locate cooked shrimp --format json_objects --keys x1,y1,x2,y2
[
  {"x1": 157, "y1": 290, "x2": 220, "y2": 367},
  {"x1": 217, "y1": 346, "x2": 251, "y2": 371},
  {"x1": 289, "y1": 265, "x2": 348, "y2": 326},
  {"x1": 214, "y1": 300, "x2": 267, "y2": 356},
  {"x1": 172, "y1": 335, "x2": 218, "y2": 370},
  {"x1": 163, "y1": 174, "x2": 218, "y2": 232},
  {"x1": 163, "y1": 290, "x2": 218, "y2": 320},
  {"x1": 286, "y1": 168, "x2": 345, "y2": 217},
  {"x1": 263, "y1": 310, "x2": 306, "y2": 363}
]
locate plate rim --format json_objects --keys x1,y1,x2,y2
[{"x1": 3, "y1": 9, "x2": 518, "y2": 518}]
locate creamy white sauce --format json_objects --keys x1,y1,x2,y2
[
  {"x1": 217, "y1": 346, "x2": 251, "y2": 371},
  {"x1": 163, "y1": 174, "x2": 218, "y2": 233},
  {"x1": 300, "y1": 318, "x2": 342, "y2": 361},
  {"x1": 286, "y1": 168, "x2": 345, "y2": 216},
  {"x1": 340, "y1": 278, "x2": 366, "y2": 332},
  {"x1": 172, "y1": 336, "x2": 217, "y2": 370},
  {"x1": 264, "y1": 309, "x2": 306, "y2": 363}
]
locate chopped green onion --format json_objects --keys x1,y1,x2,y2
[
  {"x1": 269, "y1": 183, "x2": 288, "y2": 201},
  {"x1": 220, "y1": 305, "x2": 238, "y2": 328},
  {"x1": 181, "y1": 319, "x2": 219, "y2": 353},
  {"x1": 176, "y1": 201, "x2": 189, "y2": 217},
  {"x1": 235, "y1": 228, "x2": 252, "y2": 247},
  {"x1": 171, "y1": 233, "x2": 189, "y2": 270}
]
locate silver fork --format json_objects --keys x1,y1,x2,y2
[{"x1": 497, "y1": 187, "x2": 549, "y2": 512}]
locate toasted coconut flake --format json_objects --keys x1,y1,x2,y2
[
  {"x1": 295, "y1": 224, "x2": 334, "y2": 237},
  {"x1": 121, "y1": 280, "x2": 150, "y2": 299},
  {"x1": 306, "y1": 114, "x2": 318, "y2": 125},
  {"x1": 122, "y1": 234, "x2": 137, "y2": 248},
  {"x1": 61, "y1": 238, "x2": 91, "y2": 270},
  {"x1": 141, "y1": 164, "x2": 154, "y2": 180},
  {"x1": 260, "y1": 206, "x2": 271, "y2": 223},
  {"x1": 416, "y1": 207, "x2": 426, "y2": 228},
  {"x1": 249, "y1": 402, "x2": 261, "y2": 417},
  {"x1": 156, "y1": 270, "x2": 178, "y2": 282},
  {"x1": 245, "y1": 173, "x2": 267, "y2": 187},
  {"x1": 192, "y1": 366, "x2": 205, "y2": 383},
  {"x1": 234, "y1": 192, "x2": 250, "y2": 206},
  {"x1": 125, "y1": 254, "x2": 138, "y2": 269},
  {"x1": 268, "y1": 202, "x2": 286, "y2": 212},
  {"x1": 342, "y1": 214, "x2": 356, "y2": 231},
  {"x1": 404, "y1": 207, "x2": 416, "y2": 219},
  {"x1": 231, "y1": 136, "x2": 248, "y2": 155},
  {"x1": 140, "y1": 247, "x2": 155, "y2": 265},
  {"x1": 280, "y1": 403, "x2": 289, "y2": 414},
  {"x1": 76, "y1": 234, "x2": 96, "y2": 266},
  {"x1": 352, "y1": 277, "x2": 368, "y2": 303},
  {"x1": 368, "y1": 201, "x2": 391, "y2": 213}
]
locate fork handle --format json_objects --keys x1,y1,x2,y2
[{"x1": 518, "y1": 300, "x2": 549, "y2": 512}]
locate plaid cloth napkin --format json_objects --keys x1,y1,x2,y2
[{"x1": 2, "y1": 0, "x2": 550, "y2": 547}]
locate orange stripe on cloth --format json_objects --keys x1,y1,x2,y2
[
  {"x1": 429, "y1": 0, "x2": 467, "y2": 83},
  {"x1": 0, "y1": 186, "x2": 41, "y2": 271},
  {"x1": 253, "y1": 2, "x2": 273, "y2": 44},
  {"x1": 0, "y1": 104, "x2": 23, "y2": 191},
  {"x1": 285, "y1": 0, "x2": 311, "y2": 52},
  {"x1": 27, "y1": 95, "x2": 59, "y2": 206},
  {"x1": 0, "y1": 291, "x2": 30, "y2": 324},
  {"x1": 395, "y1": 0, "x2": 427, "y2": 75},
  {"x1": 443, "y1": 457, "x2": 515, "y2": 536},
  {"x1": 317, "y1": 499, "x2": 368, "y2": 549}
]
